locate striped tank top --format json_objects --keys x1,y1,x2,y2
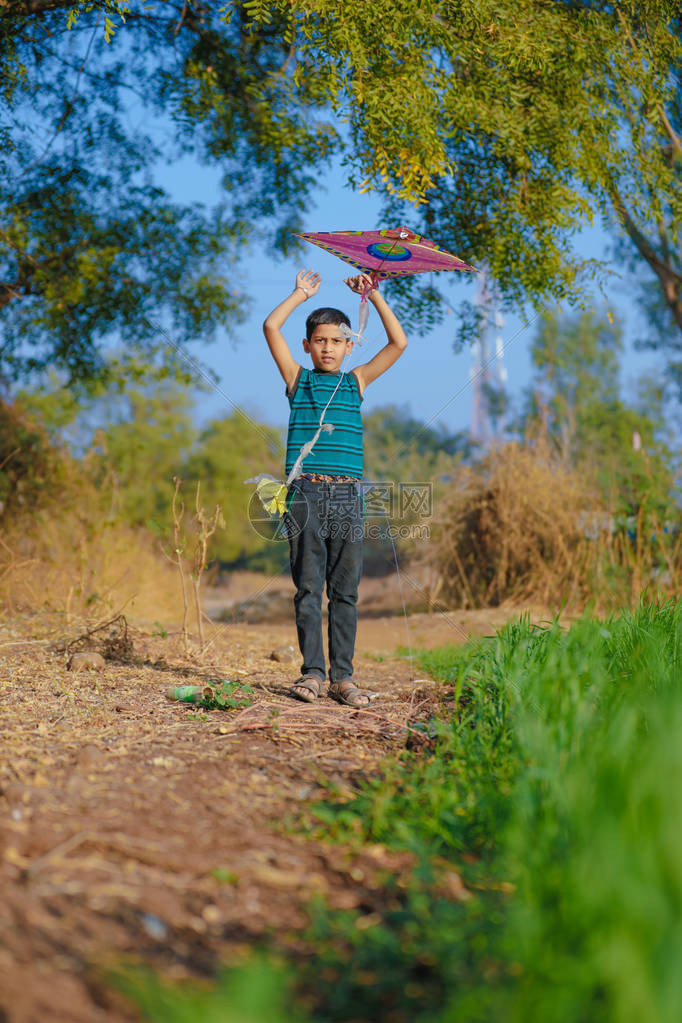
[{"x1": 285, "y1": 367, "x2": 363, "y2": 479}]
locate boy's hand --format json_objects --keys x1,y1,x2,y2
[
  {"x1": 264, "y1": 270, "x2": 320, "y2": 389},
  {"x1": 344, "y1": 273, "x2": 377, "y2": 296},
  {"x1": 295, "y1": 270, "x2": 321, "y2": 299}
]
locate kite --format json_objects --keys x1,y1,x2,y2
[{"x1": 295, "y1": 226, "x2": 477, "y2": 334}]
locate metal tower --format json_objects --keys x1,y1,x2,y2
[{"x1": 470, "y1": 269, "x2": 508, "y2": 446}]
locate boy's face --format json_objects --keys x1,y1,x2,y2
[{"x1": 303, "y1": 323, "x2": 353, "y2": 372}]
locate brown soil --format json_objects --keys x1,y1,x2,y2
[{"x1": 0, "y1": 595, "x2": 529, "y2": 1023}]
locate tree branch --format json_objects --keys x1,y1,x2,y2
[
  {"x1": 614, "y1": 6, "x2": 682, "y2": 163},
  {"x1": 0, "y1": 238, "x2": 83, "y2": 308},
  {"x1": 0, "y1": 0, "x2": 76, "y2": 14},
  {"x1": 657, "y1": 104, "x2": 682, "y2": 162},
  {"x1": 0, "y1": 281, "x2": 26, "y2": 308},
  {"x1": 609, "y1": 186, "x2": 682, "y2": 330},
  {"x1": 174, "y1": 0, "x2": 188, "y2": 36}
]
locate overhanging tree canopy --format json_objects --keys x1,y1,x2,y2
[
  {"x1": 208, "y1": 0, "x2": 682, "y2": 377},
  {"x1": 237, "y1": 1, "x2": 680, "y2": 329},
  {"x1": 1, "y1": 1, "x2": 680, "y2": 385},
  {"x1": 0, "y1": 0, "x2": 333, "y2": 381}
]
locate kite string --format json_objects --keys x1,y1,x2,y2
[
  {"x1": 284, "y1": 356, "x2": 351, "y2": 487},
  {"x1": 384, "y1": 508, "x2": 414, "y2": 683},
  {"x1": 261, "y1": 312, "x2": 384, "y2": 492},
  {"x1": 357, "y1": 228, "x2": 409, "y2": 331}
]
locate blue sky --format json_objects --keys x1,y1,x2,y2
[{"x1": 157, "y1": 154, "x2": 662, "y2": 439}]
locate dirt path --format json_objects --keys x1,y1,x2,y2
[{"x1": 0, "y1": 608, "x2": 521, "y2": 1023}]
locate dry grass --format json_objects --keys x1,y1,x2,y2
[
  {"x1": 422, "y1": 441, "x2": 681, "y2": 612},
  {"x1": 0, "y1": 502, "x2": 185, "y2": 628},
  {"x1": 1, "y1": 399, "x2": 187, "y2": 628}
]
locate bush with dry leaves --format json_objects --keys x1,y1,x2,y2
[{"x1": 423, "y1": 440, "x2": 680, "y2": 611}]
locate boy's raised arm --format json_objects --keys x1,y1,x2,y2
[
  {"x1": 348, "y1": 275, "x2": 407, "y2": 395},
  {"x1": 263, "y1": 270, "x2": 321, "y2": 392}
]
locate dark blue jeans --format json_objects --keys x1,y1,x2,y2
[{"x1": 285, "y1": 478, "x2": 363, "y2": 684}]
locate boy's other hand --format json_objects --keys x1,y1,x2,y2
[
  {"x1": 295, "y1": 270, "x2": 321, "y2": 299},
  {"x1": 344, "y1": 273, "x2": 377, "y2": 296}
]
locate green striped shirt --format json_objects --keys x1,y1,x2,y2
[{"x1": 285, "y1": 367, "x2": 363, "y2": 478}]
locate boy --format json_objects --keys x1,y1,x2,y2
[{"x1": 263, "y1": 269, "x2": 407, "y2": 705}]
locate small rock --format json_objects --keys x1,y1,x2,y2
[
  {"x1": 67, "y1": 651, "x2": 106, "y2": 672},
  {"x1": 141, "y1": 913, "x2": 168, "y2": 940},
  {"x1": 269, "y1": 644, "x2": 296, "y2": 664},
  {"x1": 202, "y1": 904, "x2": 222, "y2": 925}
]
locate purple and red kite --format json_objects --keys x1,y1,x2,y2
[
  {"x1": 296, "y1": 226, "x2": 476, "y2": 334},
  {"x1": 295, "y1": 226, "x2": 476, "y2": 282}
]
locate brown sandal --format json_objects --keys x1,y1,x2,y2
[
  {"x1": 328, "y1": 679, "x2": 370, "y2": 707},
  {"x1": 289, "y1": 675, "x2": 323, "y2": 703}
]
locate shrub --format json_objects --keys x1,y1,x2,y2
[
  {"x1": 0, "y1": 400, "x2": 184, "y2": 624},
  {"x1": 424, "y1": 441, "x2": 680, "y2": 611},
  {"x1": 0, "y1": 398, "x2": 63, "y2": 520}
]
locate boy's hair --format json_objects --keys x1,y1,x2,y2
[{"x1": 305, "y1": 306, "x2": 351, "y2": 340}]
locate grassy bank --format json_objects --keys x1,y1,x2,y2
[{"x1": 120, "y1": 601, "x2": 682, "y2": 1022}]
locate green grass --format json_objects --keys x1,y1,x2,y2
[
  {"x1": 113, "y1": 959, "x2": 304, "y2": 1023},
  {"x1": 119, "y1": 601, "x2": 682, "y2": 1023},
  {"x1": 202, "y1": 680, "x2": 255, "y2": 710}
]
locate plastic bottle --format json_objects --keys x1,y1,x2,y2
[{"x1": 165, "y1": 685, "x2": 213, "y2": 704}]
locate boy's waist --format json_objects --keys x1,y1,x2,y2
[{"x1": 297, "y1": 472, "x2": 361, "y2": 483}]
